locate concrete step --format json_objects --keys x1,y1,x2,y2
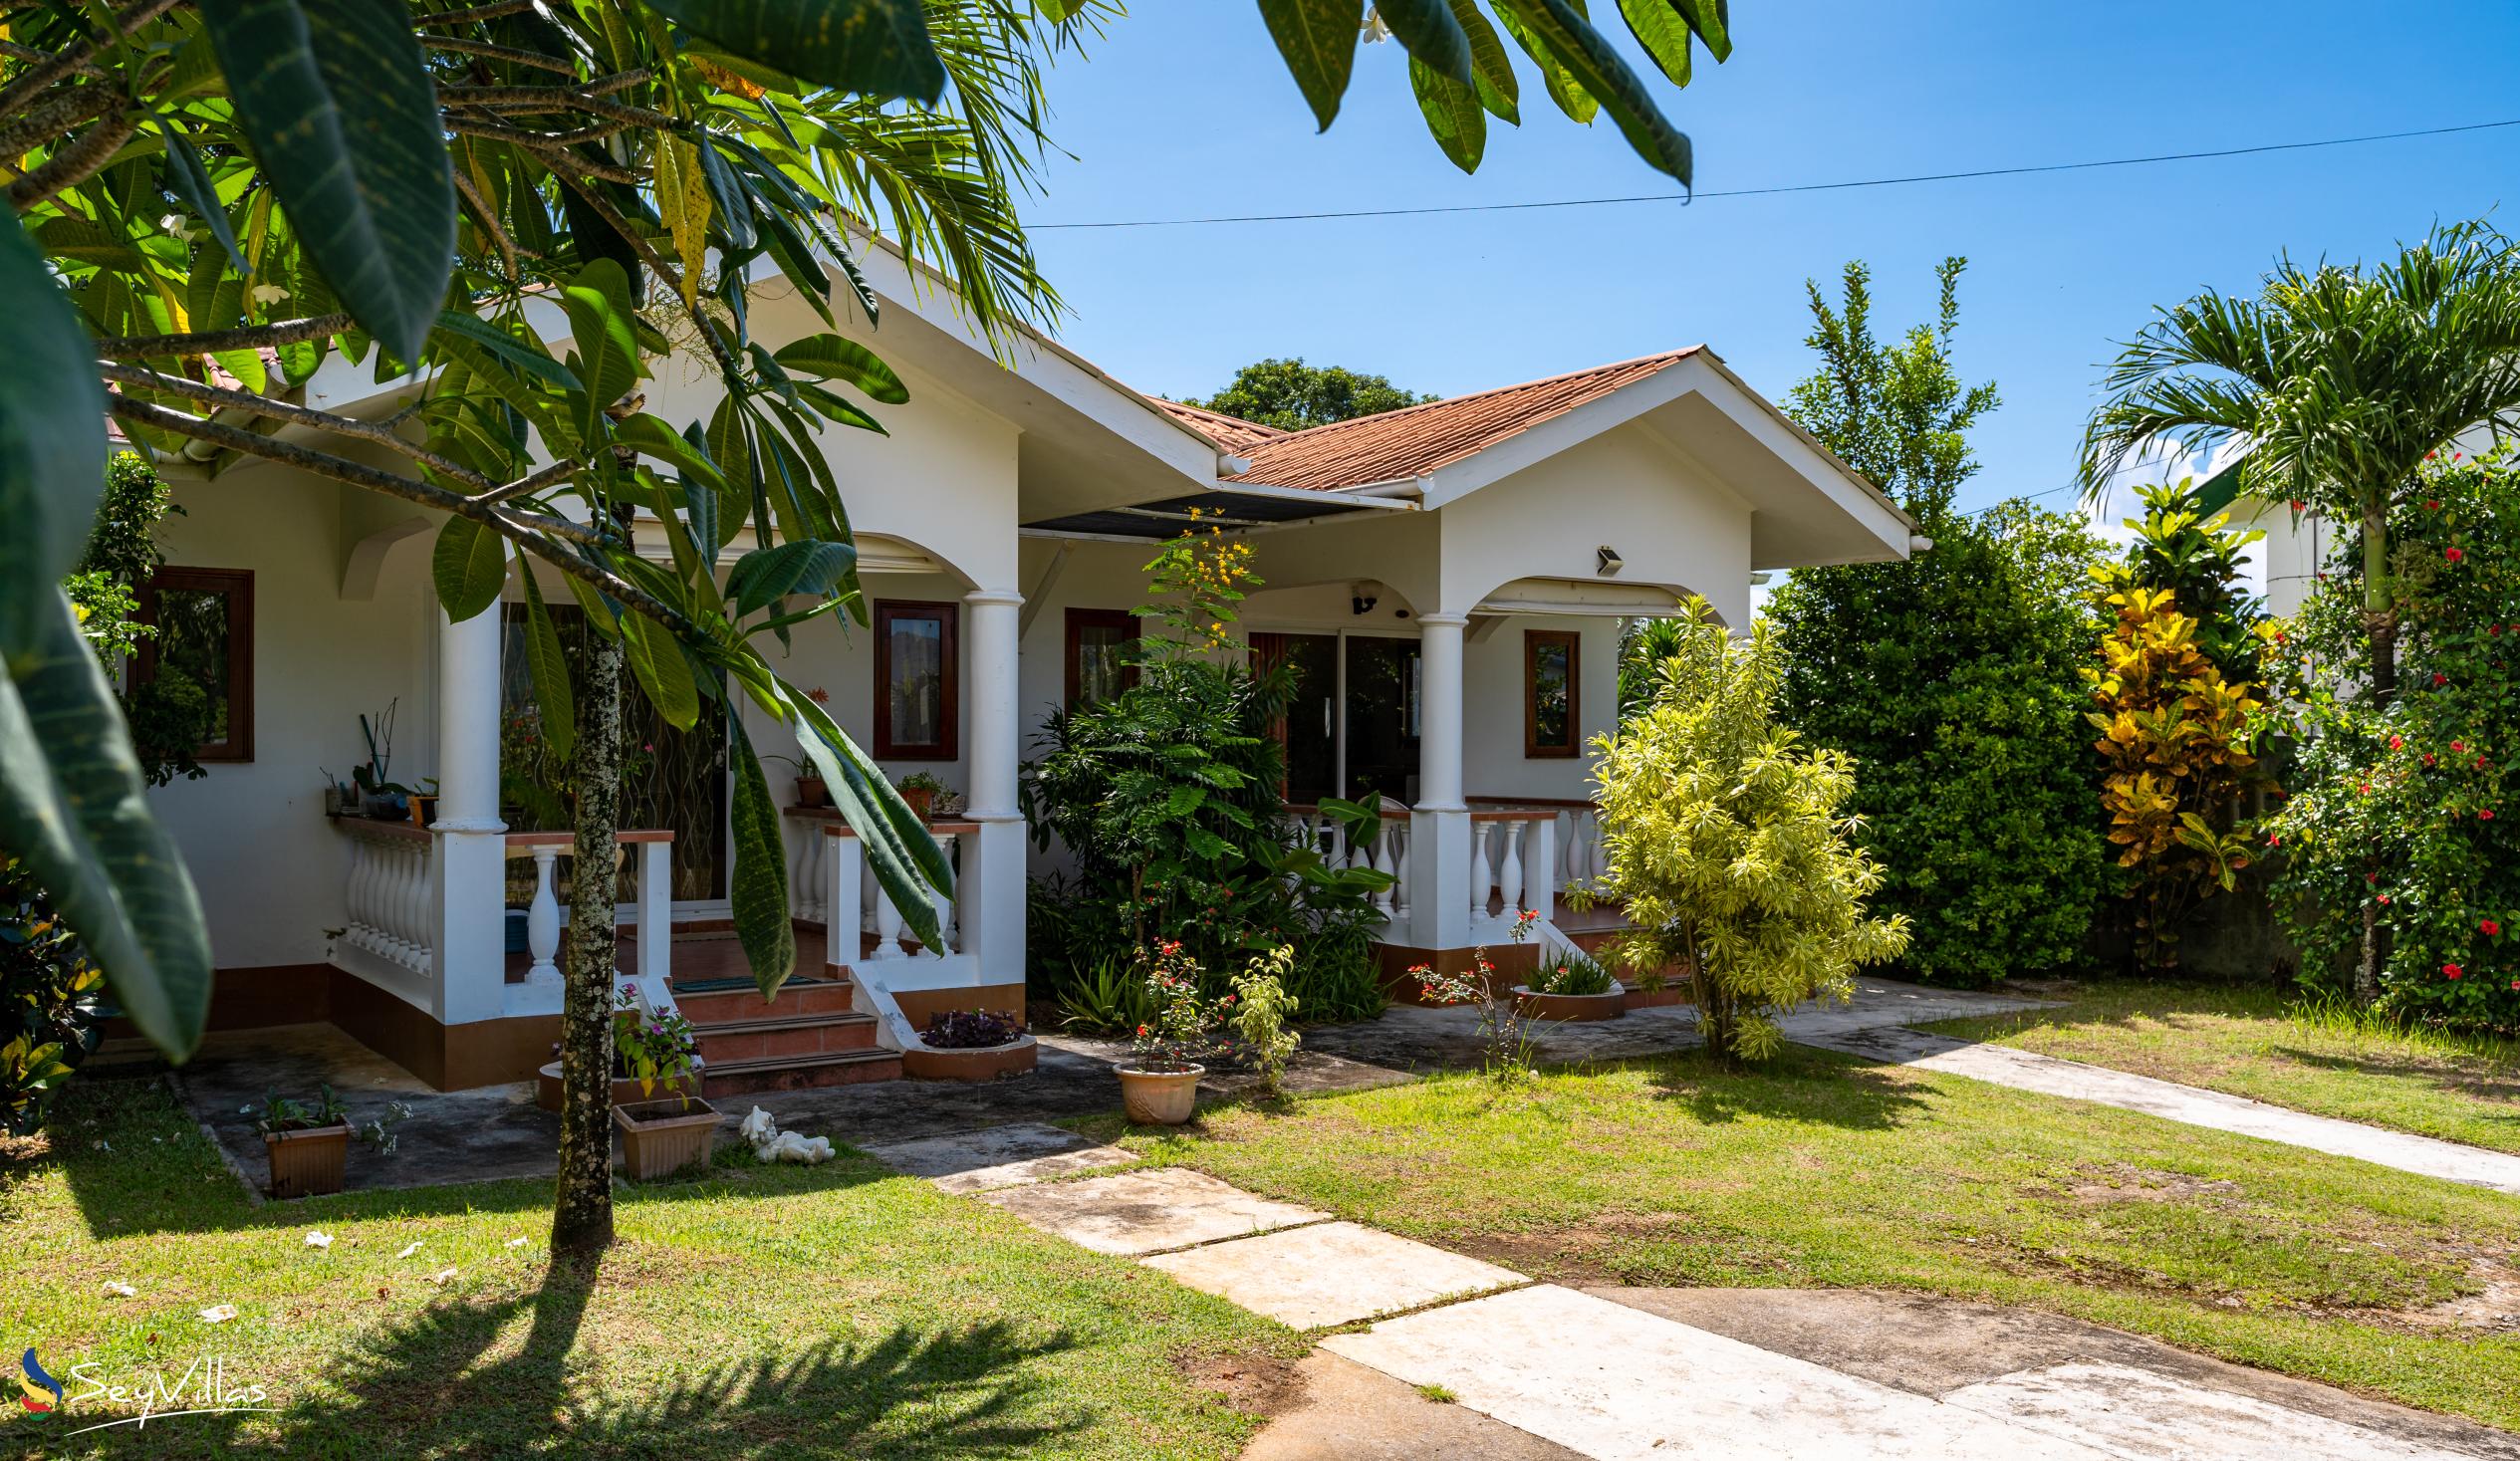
[
  {"x1": 702, "y1": 1047, "x2": 902, "y2": 1096},
  {"x1": 668, "y1": 974, "x2": 858, "y2": 1025},
  {"x1": 691, "y1": 1010, "x2": 881, "y2": 1065}
]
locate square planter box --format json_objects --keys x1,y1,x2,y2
[
  {"x1": 614, "y1": 1097, "x2": 719, "y2": 1181},
  {"x1": 263, "y1": 1121, "x2": 352, "y2": 1199}
]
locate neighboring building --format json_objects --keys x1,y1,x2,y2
[{"x1": 131, "y1": 242, "x2": 1918, "y2": 1092}]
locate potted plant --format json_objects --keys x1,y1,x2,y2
[
  {"x1": 762, "y1": 753, "x2": 829, "y2": 809},
  {"x1": 610, "y1": 989, "x2": 719, "y2": 1180},
  {"x1": 406, "y1": 777, "x2": 442, "y2": 829},
  {"x1": 351, "y1": 701, "x2": 414, "y2": 820},
  {"x1": 255, "y1": 1086, "x2": 354, "y2": 1198},
  {"x1": 903, "y1": 1007, "x2": 1038, "y2": 1082},
  {"x1": 1514, "y1": 945, "x2": 1627, "y2": 1023},
  {"x1": 1115, "y1": 941, "x2": 1232, "y2": 1124},
  {"x1": 895, "y1": 771, "x2": 950, "y2": 822}
]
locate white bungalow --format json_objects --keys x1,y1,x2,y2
[{"x1": 132, "y1": 244, "x2": 1917, "y2": 1091}]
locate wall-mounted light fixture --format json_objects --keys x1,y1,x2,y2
[
  {"x1": 1351, "y1": 581, "x2": 1381, "y2": 615},
  {"x1": 1596, "y1": 545, "x2": 1624, "y2": 577}
]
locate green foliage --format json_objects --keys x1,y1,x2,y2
[
  {"x1": 1128, "y1": 940, "x2": 1233, "y2": 1074},
  {"x1": 1180, "y1": 358, "x2": 1434, "y2": 432},
  {"x1": 1023, "y1": 524, "x2": 1391, "y2": 1021},
  {"x1": 1529, "y1": 945, "x2": 1616, "y2": 996},
  {"x1": 67, "y1": 453, "x2": 208, "y2": 790},
  {"x1": 2086, "y1": 481, "x2": 2273, "y2": 971},
  {"x1": 1053, "y1": 952, "x2": 1158, "y2": 1036},
  {"x1": 0, "y1": 855, "x2": 106, "y2": 1135},
  {"x1": 1597, "y1": 604, "x2": 1911, "y2": 1063},
  {"x1": 1230, "y1": 947, "x2": 1302, "y2": 1096},
  {"x1": 2263, "y1": 452, "x2": 2520, "y2": 1027},
  {"x1": 1768, "y1": 259, "x2": 2109, "y2": 984}
]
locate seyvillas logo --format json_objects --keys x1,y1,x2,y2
[{"x1": 18, "y1": 1349, "x2": 64, "y2": 1413}]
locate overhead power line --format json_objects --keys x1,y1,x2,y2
[{"x1": 1032, "y1": 118, "x2": 2520, "y2": 232}]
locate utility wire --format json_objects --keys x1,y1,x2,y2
[{"x1": 1033, "y1": 118, "x2": 2520, "y2": 232}]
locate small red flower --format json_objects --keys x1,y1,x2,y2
[
  {"x1": 2424, "y1": 753, "x2": 2438, "y2": 767},
  {"x1": 2484, "y1": 809, "x2": 2498, "y2": 821},
  {"x1": 2483, "y1": 919, "x2": 2501, "y2": 936},
  {"x1": 2377, "y1": 893, "x2": 2392, "y2": 904},
  {"x1": 2390, "y1": 735, "x2": 2404, "y2": 750},
  {"x1": 2288, "y1": 499, "x2": 2307, "y2": 512},
  {"x1": 2444, "y1": 964, "x2": 2463, "y2": 979},
  {"x1": 2453, "y1": 741, "x2": 2466, "y2": 753},
  {"x1": 2359, "y1": 783, "x2": 2372, "y2": 796},
  {"x1": 2427, "y1": 498, "x2": 2443, "y2": 510},
  {"x1": 2446, "y1": 546, "x2": 2465, "y2": 563},
  {"x1": 2435, "y1": 673, "x2": 2450, "y2": 686}
]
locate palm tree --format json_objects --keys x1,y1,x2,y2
[
  {"x1": 2081, "y1": 221, "x2": 2520, "y2": 706},
  {"x1": 2081, "y1": 221, "x2": 2520, "y2": 1001}
]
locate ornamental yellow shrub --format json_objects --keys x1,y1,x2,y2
[{"x1": 1594, "y1": 601, "x2": 1910, "y2": 1063}]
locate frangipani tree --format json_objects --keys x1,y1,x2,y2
[{"x1": 1594, "y1": 601, "x2": 1908, "y2": 1063}]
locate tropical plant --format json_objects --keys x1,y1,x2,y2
[
  {"x1": 1054, "y1": 952, "x2": 1159, "y2": 1036},
  {"x1": 0, "y1": 854, "x2": 106, "y2": 1135},
  {"x1": 253, "y1": 1085, "x2": 350, "y2": 1134},
  {"x1": 2085, "y1": 480, "x2": 2272, "y2": 971},
  {"x1": 1528, "y1": 945, "x2": 1616, "y2": 996},
  {"x1": 612, "y1": 984, "x2": 701, "y2": 1099},
  {"x1": 1596, "y1": 602, "x2": 1910, "y2": 1063},
  {"x1": 1768, "y1": 260, "x2": 2110, "y2": 984},
  {"x1": 1179, "y1": 358, "x2": 1432, "y2": 430},
  {"x1": 1229, "y1": 946, "x2": 1301, "y2": 1096},
  {"x1": 66, "y1": 453, "x2": 206, "y2": 789},
  {"x1": 1023, "y1": 520, "x2": 1391, "y2": 1010},
  {"x1": 921, "y1": 1007, "x2": 1023, "y2": 1049},
  {"x1": 1412, "y1": 906, "x2": 1541, "y2": 1084},
  {"x1": 2084, "y1": 222, "x2": 2520, "y2": 999},
  {"x1": 2262, "y1": 451, "x2": 2520, "y2": 1024}
]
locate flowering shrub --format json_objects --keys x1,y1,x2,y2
[
  {"x1": 2086, "y1": 481, "x2": 2273, "y2": 970},
  {"x1": 1127, "y1": 941, "x2": 1235, "y2": 1074},
  {"x1": 612, "y1": 985, "x2": 701, "y2": 1098},
  {"x1": 1412, "y1": 908, "x2": 1542, "y2": 1084},
  {"x1": 2264, "y1": 452, "x2": 2520, "y2": 1024},
  {"x1": 1229, "y1": 947, "x2": 1302, "y2": 1095}
]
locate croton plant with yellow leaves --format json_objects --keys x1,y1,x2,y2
[{"x1": 2085, "y1": 482, "x2": 2276, "y2": 969}]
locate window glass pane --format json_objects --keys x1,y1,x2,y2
[
  {"x1": 155, "y1": 588, "x2": 232, "y2": 746},
  {"x1": 1530, "y1": 638, "x2": 1571, "y2": 749},
  {"x1": 1075, "y1": 624, "x2": 1130, "y2": 706},
  {"x1": 888, "y1": 614, "x2": 945, "y2": 746}
]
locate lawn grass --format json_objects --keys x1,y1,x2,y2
[
  {"x1": 1923, "y1": 981, "x2": 2520, "y2": 1155},
  {"x1": 0, "y1": 1078, "x2": 1298, "y2": 1459},
  {"x1": 1083, "y1": 1047, "x2": 2520, "y2": 1430}
]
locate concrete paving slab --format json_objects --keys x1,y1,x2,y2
[
  {"x1": 1143, "y1": 1221, "x2": 1524, "y2": 1329},
  {"x1": 1943, "y1": 1362, "x2": 2479, "y2": 1461},
  {"x1": 862, "y1": 1122, "x2": 1135, "y2": 1193},
  {"x1": 1589, "y1": 1288, "x2": 2520, "y2": 1461},
  {"x1": 977, "y1": 1166, "x2": 1328, "y2": 1256},
  {"x1": 1242, "y1": 1351, "x2": 1587, "y2": 1461},
  {"x1": 1803, "y1": 1023, "x2": 2520, "y2": 1195},
  {"x1": 1322, "y1": 1284, "x2": 2118, "y2": 1460}
]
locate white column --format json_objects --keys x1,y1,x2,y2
[
  {"x1": 433, "y1": 600, "x2": 509, "y2": 1025},
  {"x1": 1408, "y1": 612, "x2": 1471, "y2": 951},
  {"x1": 962, "y1": 588, "x2": 1026, "y2": 986}
]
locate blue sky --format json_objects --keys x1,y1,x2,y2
[{"x1": 1015, "y1": 2, "x2": 2520, "y2": 518}]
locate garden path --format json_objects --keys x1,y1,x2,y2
[{"x1": 865, "y1": 1121, "x2": 2507, "y2": 1461}]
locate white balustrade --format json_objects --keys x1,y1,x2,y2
[
  {"x1": 827, "y1": 823, "x2": 967, "y2": 963},
  {"x1": 338, "y1": 824, "x2": 435, "y2": 976},
  {"x1": 525, "y1": 846, "x2": 562, "y2": 985},
  {"x1": 1466, "y1": 811, "x2": 1559, "y2": 933}
]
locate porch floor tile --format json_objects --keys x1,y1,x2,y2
[
  {"x1": 1142, "y1": 1221, "x2": 1523, "y2": 1329},
  {"x1": 864, "y1": 1122, "x2": 1136, "y2": 1194},
  {"x1": 977, "y1": 1166, "x2": 1327, "y2": 1256}
]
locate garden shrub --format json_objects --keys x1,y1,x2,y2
[
  {"x1": 1598, "y1": 602, "x2": 1910, "y2": 1062},
  {"x1": 1024, "y1": 522, "x2": 1389, "y2": 1023},
  {"x1": 2264, "y1": 452, "x2": 2520, "y2": 1026},
  {"x1": 2087, "y1": 481, "x2": 2274, "y2": 970},
  {"x1": 1, "y1": 855, "x2": 106, "y2": 1134},
  {"x1": 1765, "y1": 502, "x2": 2110, "y2": 985}
]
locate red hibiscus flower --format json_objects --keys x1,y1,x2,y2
[
  {"x1": 2436, "y1": 673, "x2": 2450, "y2": 686},
  {"x1": 2485, "y1": 810, "x2": 2499, "y2": 821},
  {"x1": 2447, "y1": 546, "x2": 2465, "y2": 563},
  {"x1": 2444, "y1": 964, "x2": 2463, "y2": 979},
  {"x1": 2454, "y1": 741, "x2": 2466, "y2": 753},
  {"x1": 2483, "y1": 919, "x2": 2501, "y2": 936},
  {"x1": 2390, "y1": 735, "x2": 2404, "y2": 750}
]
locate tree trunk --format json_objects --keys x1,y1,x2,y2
[
  {"x1": 552, "y1": 621, "x2": 625, "y2": 1254},
  {"x1": 2356, "y1": 498, "x2": 2395, "y2": 1004}
]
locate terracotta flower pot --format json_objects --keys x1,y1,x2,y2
[
  {"x1": 263, "y1": 1121, "x2": 352, "y2": 1199},
  {"x1": 900, "y1": 786, "x2": 934, "y2": 821},
  {"x1": 535, "y1": 1060, "x2": 702, "y2": 1113},
  {"x1": 1117, "y1": 1065, "x2": 1204, "y2": 1124},
  {"x1": 614, "y1": 1097, "x2": 719, "y2": 1181},
  {"x1": 795, "y1": 776, "x2": 831, "y2": 809}
]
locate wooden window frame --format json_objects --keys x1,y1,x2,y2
[
  {"x1": 1523, "y1": 628, "x2": 1579, "y2": 760},
  {"x1": 874, "y1": 599, "x2": 958, "y2": 761},
  {"x1": 1064, "y1": 607, "x2": 1139, "y2": 709},
  {"x1": 134, "y1": 566, "x2": 255, "y2": 763}
]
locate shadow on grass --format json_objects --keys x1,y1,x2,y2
[
  {"x1": 41, "y1": 1252, "x2": 1069, "y2": 1460},
  {"x1": 1635, "y1": 1046, "x2": 1933, "y2": 1131},
  {"x1": 2265, "y1": 1044, "x2": 2520, "y2": 1107}
]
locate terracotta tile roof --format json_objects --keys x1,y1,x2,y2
[
  {"x1": 1224, "y1": 350, "x2": 1702, "y2": 492},
  {"x1": 1150, "y1": 398, "x2": 1288, "y2": 456}
]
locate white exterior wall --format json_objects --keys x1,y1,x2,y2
[
  {"x1": 147, "y1": 460, "x2": 437, "y2": 971},
  {"x1": 1461, "y1": 614, "x2": 1618, "y2": 802}
]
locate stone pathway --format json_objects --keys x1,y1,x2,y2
[
  {"x1": 1800, "y1": 1023, "x2": 2520, "y2": 1196},
  {"x1": 864, "y1": 1122, "x2": 2507, "y2": 1460}
]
